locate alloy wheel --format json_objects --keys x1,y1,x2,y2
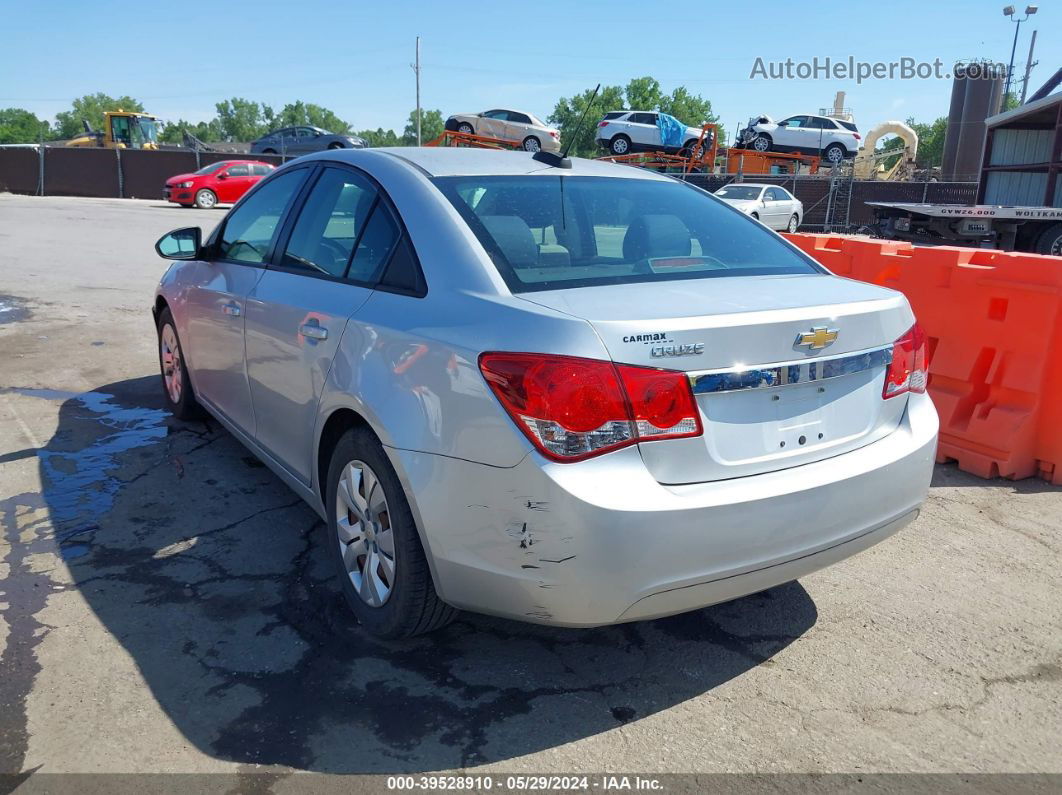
[
  {"x1": 335, "y1": 459, "x2": 396, "y2": 607},
  {"x1": 160, "y1": 324, "x2": 182, "y2": 404}
]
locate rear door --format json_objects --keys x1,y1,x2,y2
[
  {"x1": 762, "y1": 187, "x2": 789, "y2": 229},
  {"x1": 244, "y1": 164, "x2": 402, "y2": 484},
  {"x1": 180, "y1": 168, "x2": 308, "y2": 433}
]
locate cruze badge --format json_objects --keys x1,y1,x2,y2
[
  {"x1": 795, "y1": 326, "x2": 839, "y2": 350},
  {"x1": 651, "y1": 342, "x2": 705, "y2": 358}
]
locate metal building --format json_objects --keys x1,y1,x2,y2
[{"x1": 977, "y1": 91, "x2": 1062, "y2": 207}]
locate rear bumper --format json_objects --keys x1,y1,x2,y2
[{"x1": 392, "y1": 392, "x2": 938, "y2": 626}]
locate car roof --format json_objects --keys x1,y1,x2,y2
[
  {"x1": 720, "y1": 183, "x2": 784, "y2": 189},
  {"x1": 341, "y1": 147, "x2": 675, "y2": 180}
]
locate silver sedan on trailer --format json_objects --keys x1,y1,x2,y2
[{"x1": 152, "y1": 147, "x2": 937, "y2": 638}]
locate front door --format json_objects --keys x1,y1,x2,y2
[
  {"x1": 181, "y1": 168, "x2": 308, "y2": 433},
  {"x1": 245, "y1": 165, "x2": 402, "y2": 483},
  {"x1": 214, "y1": 163, "x2": 254, "y2": 203}
]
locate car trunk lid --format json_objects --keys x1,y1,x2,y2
[{"x1": 520, "y1": 273, "x2": 915, "y2": 484}]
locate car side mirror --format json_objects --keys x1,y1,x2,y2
[
  {"x1": 217, "y1": 172, "x2": 228, "y2": 179},
  {"x1": 777, "y1": 121, "x2": 788, "y2": 127},
  {"x1": 156, "y1": 227, "x2": 202, "y2": 260}
]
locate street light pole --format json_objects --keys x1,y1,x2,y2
[{"x1": 1003, "y1": 5, "x2": 1038, "y2": 106}]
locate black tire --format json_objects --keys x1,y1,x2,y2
[
  {"x1": 262, "y1": 148, "x2": 276, "y2": 154},
  {"x1": 609, "y1": 134, "x2": 632, "y2": 155},
  {"x1": 193, "y1": 188, "x2": 217, "y2": 209},
  {"x1": 751, "y1": 133, "x2": 772, "y2": 152},
  {"x1": 522, "y1": 136, "x2": 541, "y2": 152},
  {"x1": 1034, "y1": 223, "x2": 1062, "y2": 256},
  {"x1": 327, "y1": 141, "x2": 345, "y2": 149},
  {"x1": 156, "y1": 307, "x2": 202, "y2": 421},
  {"x1": 787, "y1": 214, "x2": 800, "y2": 233},
  {"x1": 750, "y1": 212, "x2": 760, "y2": 220},
  {"x1": 823, "y1": 143, "x2": 846, "y2": 164},
  {"x1": 325, "y1": 426, "x2": 457, "y2": 638},
  {"x1": 457, "y1": 122, "x2": 474, "y2": 135},
  {"x1": 444, "y1": 118, "x2": 459, "y2": 132}
]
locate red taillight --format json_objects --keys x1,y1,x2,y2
[
  {"x1": 853, "y1": 133, "x2": 862, "y2": 140},
  {"x1": 883, "y1": 323, "x2": 929, "y2": 399},
  {"x1": 597, "y1": 121, "x2": 608, "y2": 127},
  {"x1": 549, "y1": 130, "x2": 559, "y2": 138},
  {"x1": 479, "y1": 353, "x2": 702, "y2": 461}
]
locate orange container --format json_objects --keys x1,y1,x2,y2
[{"x1": 784, "y1": 233, "x2": 1062, "y2": 485}]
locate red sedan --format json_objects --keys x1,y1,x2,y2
[{"x1": 164, "y1": 160, "x2": 275, "y2": 209}]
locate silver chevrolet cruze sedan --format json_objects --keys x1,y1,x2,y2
[{"x1": 152, "y1": 147, "x2": 938, "y2": 638}]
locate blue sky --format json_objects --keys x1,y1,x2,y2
[{"x1": 2, "y1": 0, "x2": 1058, "y2": 138}]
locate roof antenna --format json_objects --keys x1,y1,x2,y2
[{"x1": 533, "y1": 83, "x2": 601, "y2": 169}]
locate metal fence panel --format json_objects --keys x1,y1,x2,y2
[
  {"x1": 120, "y1": 149, "x2": 199, "y2": 200},
  {"x1": 0, "y1": 148, "x2": 41, "y2": 194},
  {"x1": 42, "y1": 148, "x2": 120, "y2": 198}
]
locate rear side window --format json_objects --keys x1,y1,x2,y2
[
  {"x1": 216, "y1": 169, "x2": 305, "y2": 264},
  {"x1": 432, "y1": 175, "x2": 821, "y2": 293},
  {"x1": 251, "y1": 164, "x2": 273, "y2": 176},
  {"x1": 837, "y1": 120, "x2": 858, "y2": 132},
  {"x1": 227, "y1": 164, "x2": 250, "y2": 176},
  {"x1": 509, "y1": 112, "x2": 532, "y2": 125},
  {"x1": 280, "y1": 167, "x2": 378, "y2": 277}
]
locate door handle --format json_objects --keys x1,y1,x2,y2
[
  {"x1": 299, "y1": 323, "x2": 328, "y2": 341},
  {"x1": 222, "y1": 301, "x2": 242, "y2": 317}
]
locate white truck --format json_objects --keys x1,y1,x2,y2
[{"x1": 865, "y1": 202, "x2": 1062, "y2": 256}]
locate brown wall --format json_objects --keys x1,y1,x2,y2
[
  {"x1": 1, "y1": 148, "x2": 978, "y2": 230},
  {"x1": 0, "y1": 148, "x2": 40, "y2": 194}
]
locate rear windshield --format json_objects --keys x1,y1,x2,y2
[
  {"x1": 602, "y1": 112, "x2": 626, "y2": 120},
  {"x1": 432, "y1": 175, "x2": 821, "y2": 293}
]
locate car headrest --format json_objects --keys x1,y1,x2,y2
[
  {"x1": 622, "y1": 214, "x2": 691, "y2": 262},
  {"x1": 480, "y1": 215, "x2": 538, "y2": 268}
]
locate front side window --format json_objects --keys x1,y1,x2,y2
[
  {"x1": 216, "y1": 169, "x2": 306, "y2": 264},
  {"x1": 781, "y1": 116, "x2": 808, "y2": 128},
  {"x1": 280, "y1": 167, "x2": 391, "y2": 279},
  {"x1": 194, "y1": 162, "x2": 228, "y2": 175},
  {"x1": 433, "y1": 175, "x2": 821, "y2": 293}
]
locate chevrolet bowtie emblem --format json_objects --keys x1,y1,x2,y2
[{"x1": 795, "y1": 326, "x2": 839, "y2": 350}]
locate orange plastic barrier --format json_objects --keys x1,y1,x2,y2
[{"x1": 783, "y1": 233, "x2": 1062, "y2": 485}]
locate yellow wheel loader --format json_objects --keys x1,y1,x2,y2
[{"x1": 65, "y1": 110, "x2": 161, "y2": 150}]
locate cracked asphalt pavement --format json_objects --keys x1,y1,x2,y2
[{"x1": 0, "y1": 194, "x2": 1060, "y2": 779}]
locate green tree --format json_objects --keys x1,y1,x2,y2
[
  {"x1": 658, "y1": 86, "x2": 716, "y2": 127},
  {"x1": 402, "y1": 109, "x2": 444, "y2": 145},
  {"x1": 214, "y1": 97, "x2": 274, "y2": 141},
  {"x1": 275, "y1": 101, "x2": 351, "y2": 134},
  {"x1": 909, "y1": 116, "x2": 947, "y2": 168},
  {"x1": 54, "y1": 93, "x2": 144, "y2": 139},
  {"x1": 624, "y1": 76, "x2": 663, "y2": 112},
  {"x1": 549, "y1": 84, "x2": 625, "y2": 158},
  {"x1": 356, "y1": 127, "x2": 402, "y2": 147},
  {"x1": 0, "y1": 108, "x2": 50, "y2": 144}
]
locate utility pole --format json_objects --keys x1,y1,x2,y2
[
  {"x1": 1020, "y1": 29, "x2": 1038, "y2": 104},
  {"x1": 412, "y1": 36, "x2": 422, "y2": 146}
]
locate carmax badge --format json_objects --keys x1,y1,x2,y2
[{"x1": 795, "y1": 326, "x2": 839, "y2": 350}]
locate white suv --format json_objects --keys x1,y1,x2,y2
[
  {"x1": 739, "y1": 114, "x2": 861, "y2": 165},
  {"x1": 596, "y1": 111, "x2": 706, "y2": 156}
]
